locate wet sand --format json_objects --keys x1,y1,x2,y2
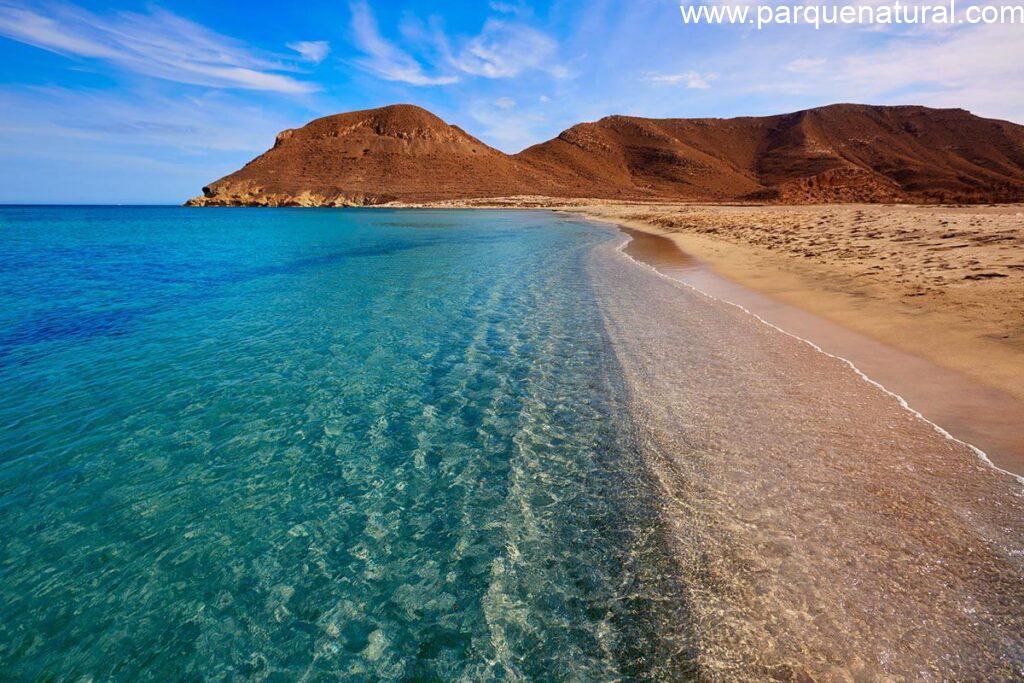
[
  {"x1": 586, "y1": 235, "x2": 1024, "y2": 680},
  {"x1": 620, "y1": 227, "x2": 1024, "y2": 476},
  {"x1": 397, "y1": 198, "x2": 1024, "y2": 476},
  {"x1": 566, "y1": 202, "x2": 1024, "y2": 406}
]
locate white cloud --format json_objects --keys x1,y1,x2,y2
[
  {"x1": 705, "y1": 18, "x2": 1024, "y2": 124},
  {"x1": 786, "y1": 57, "x2": 827, "y2": 73},
  {"x1": 348, "y1": 3, "x2": 565, "y2": 86},
  {"x1": 287, "y1": 40, "x2": 330, "y2": 64},
  {"x1": 488, "y1": 1, "x2": 530, "y2": 16},
  {"x1": 737, "y1": 23, "x2": 1020, "y2": 121},
  {"x1": 0, "y1": 85, "x2": 295, "y2": 153},
  {"x1": 834, "y1": 23, "x2": 1024, "y2": 120},
  {"x1": 467, "y1": 99, "x2": 546, "y2": 152},
  {"x1": 447, "y1": 20, "x2": 562, "y2": 79},
  {"x1": 495, "y1": 97, "x2": 516, "y2": 109},
  {"x1": 838, "y1": 23, "x2": 1017, "y2": 90},
  {"x1": 0, "y1": 1, "x2": 317, "y2": 93},
  {"x1": 645, "y1": 71, "x2": 714, "y2": 89},
  {"x1": 349, "y1": 0, "x2": 458, "y2": 86},
  {"x1": 0, "y1": 84, "x2": 306, "y2": 203}
]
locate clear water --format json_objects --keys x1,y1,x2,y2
[{"x1": 0, "y1": 208, "x2": 692, "y2": 680}]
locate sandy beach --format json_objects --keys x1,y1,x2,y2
[
  {"x1": 8, "y1": 0, "x2": 1024, "y2": 674},
  {"x1": 399, "y1": 197, "x2": 1024, "y2": 470},
  {"x1": 414, "y1": 199, "x2": 1024, "y2": 398},
  {"x1": 586, "y1": 238, "x2": 1024, "y2": 679},
  {"x1": 569, "y1": 203, "x2": 1024, "y2": 399}
]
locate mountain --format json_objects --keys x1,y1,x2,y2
[
  {"x1": 189, "y1": 105, "x2": 548, "y2": 206},
  {"x1": 517, "y1": 104, "x2": 1024, "y2": 203},
  {"x1": 188, "y1": 103, "x2": 1024, "y2": 206}
]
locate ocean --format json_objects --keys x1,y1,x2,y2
[
  {"x1": 2, "y1": 206, "x2": 1021, "y2": 680},
  {"x1": 0, "y1": 207, "x2": 691, "y2": 679}
]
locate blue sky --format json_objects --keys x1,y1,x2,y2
[{"x1": 1, "y1": 0, "x2": 1021, "y2": 203}]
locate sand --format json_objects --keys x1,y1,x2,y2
[
  {"x1": 566, "y1": 202, "x2": 1024, "y2": 400},
  {"x1": 393, "y1": 198, "x2": 1024, "y2": 472},
  {"x1": 405, "y1": 198, "x2": 1023, "y2": 396},
  {"x1": 586, "y1": 239, "x2": 1024, "y2": 679}
]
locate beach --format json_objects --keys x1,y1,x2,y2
[
  {"x1": 402, "y1": 198, "x2": 1024, "y2": 473},
  {"x1": 1, "y1": 206, "x2": 1022, "y2": 679},
  {"x1": 569, "y1": 203, "x2": 1024, "y2": 401},
  {"x1": 6, "y1": 0, "x2": 1024, "y2": 677},
  {"x1": 587, "y1": 236, "x2": 1024, "y2": 679},
  {"x1": 413, "y1": 200, "x2": 1023, "y2": 395}
]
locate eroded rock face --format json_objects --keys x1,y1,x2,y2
[
  {"x1": 185, "y1": 180, "x2": 394, "y2": 207},
  {"x1": 188, "y1": 103, "x2": 1024, "y2": 206},
  {"x1": 773, "y1": 167, "x2": 906, "y2": 204}
]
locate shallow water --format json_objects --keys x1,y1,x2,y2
[
  {"x1": 2, "y1": 207, "x2": 1021, "y2": 680},
  {"x1": 620, "y1": 227, "x2": 1024, "y2": 476},
  {"x1": 0, "y1": 208, "x2": 691, "y2": 679},
  {"x1": 589, "y1": 233, "x2": 1024, "y2": 679}
]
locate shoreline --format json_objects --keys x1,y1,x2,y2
[
  {"x1": 603, "y1": 220, "x2": 1024, "y2": 476},
  {"x1": 179, "y1": 200, "x2": 1024, "y2": 473},
  {"x1": 558, "y1": 202, "x2": 1024, "y2": 403},
  {"x1": 585, "y1": 233, "x2": 1024, "y2": 678},
  {"x1": 382, "y1": 198, "x2": 1024, "y2": 474},
  {"x1": 606, "y1": 225, "x2": 1024, "y2": 482}
]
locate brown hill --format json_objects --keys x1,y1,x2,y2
[
  {"x1": 189, "y1": 104, "x2": 546, "y2": 206},
  {"x1": 188, "y1": 103, "x2": 1024, "y2": 206},
  {"x1": 517, "y1": 104, "x2": 1024, "y2": 203}
]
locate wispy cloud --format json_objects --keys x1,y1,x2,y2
[
  {"x1": 287, "y1": 40, "x2": 330, "y2": 64},
  {"x1": 835, "y1": 23, "x2": 1024, "y2": 119},
  {"x1": 488, "y1": 1, "x2": 532, "y2": 17},
  {"x1": 645, "y1": 71, "x2": 714, "y2": 89},
  {"x1": 786, "y1": 57, "x2": 827, "y2": 74},
  {"x1": 0, "y1": 1, "x2": 317, "y2": 93},
  {"x1": 0, "y1": 85, "x2": 296, "y2": 153},
  {"x1": 446, "y1": 19, "x2": 564, "y2": 79},
  {"x1": 724, "y1": 20, "x2": 1024, "y2": 121},
  {"x1": 0, "y1": 84, "x2": 305, "y2": 203},
  {"x1": 348, "y1": 0, "x2": 458, "y2": 86},
  {"x1": 466, "y1": 98, "x2": 547, "y2": 152},
  {"x1": 349, "y1": 2, "x2": 566, "y2": 86}
]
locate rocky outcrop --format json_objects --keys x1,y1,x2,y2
[{"x1": 184, "y1": 181, "x2": 394, "y2": 207}]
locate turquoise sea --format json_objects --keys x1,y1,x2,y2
[{"x1": 0, "y1": 208, "x2": 692, "y2": 680}]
